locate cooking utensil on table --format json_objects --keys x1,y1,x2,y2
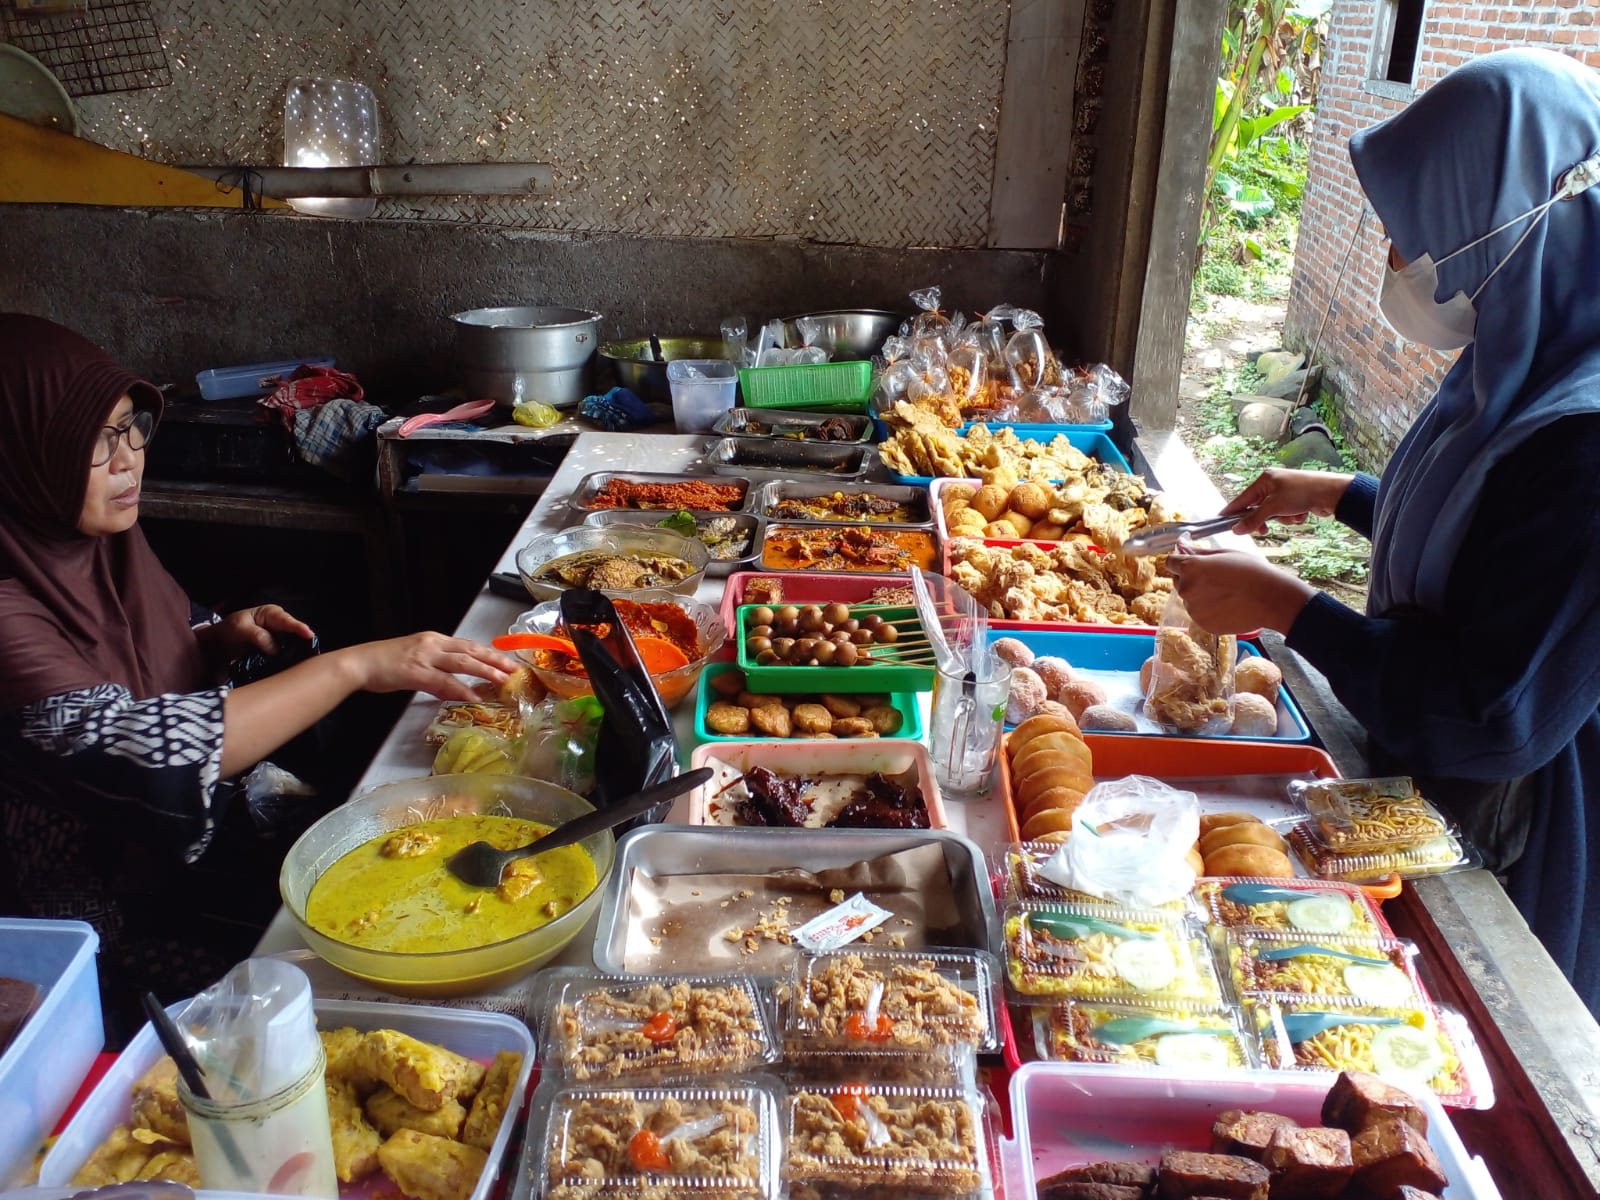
[
  {"x1": 599, "y1": 336, "x2": 725, "y2": 403},
  {"x1": 779, "y1": 310, "x2": 904, "y2": 360},
  {"x1": 398, "y1": 397, "x2": 496, "y2": 437},
  {"x1": 452, "y1": 306, "x2": 602, "y2": 408},
  {"x1": 1120, "y1": 509, "x2": 1258, "y2": 557},
  {"x1": 445, "y1": 769, "x2": 711, "y2": 887}
]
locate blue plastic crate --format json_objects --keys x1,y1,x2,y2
[{"x1": 885, "y1": 429, "x2": 1131, "y2": 486}]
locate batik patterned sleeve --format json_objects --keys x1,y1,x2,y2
[{"x1": 17, "y1": 683, "x2": 229, "y2": 862}]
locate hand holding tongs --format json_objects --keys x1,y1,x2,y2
[{"x1": 1120, "y1": 508, "x2": 1257, "y2": 557}]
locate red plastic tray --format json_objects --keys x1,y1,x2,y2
[{"x1": 716, "y1": 570, "x2": 914, "y2": 636}]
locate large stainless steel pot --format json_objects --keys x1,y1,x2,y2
[
  {"x1": 598, "y1": 335, "x2": 724, "y2": 403},
  {"x1": 451, "y1": 305, "x2": 603, "y2": 408}
]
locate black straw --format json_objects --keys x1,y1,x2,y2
[{"x1": 141, "y1": 992, "x2": 253, "y2": 1178}]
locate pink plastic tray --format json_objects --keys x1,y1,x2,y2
[
  {"x1": 717, "y1": 571, "x2": 914, "y2": 637},
  {"x1": 685, "y1": 739, "x2": 944, "y2": 829}
]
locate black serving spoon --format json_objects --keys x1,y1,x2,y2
[{"x1": 444, "y1": 768, "x2": 711, "y2": 888}]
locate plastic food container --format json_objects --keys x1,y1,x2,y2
[
  {"x1": 717, "y1": 571, "x2": 915, "y2": 637},
  {"x1": 693, "y1": 663, "x2": 923, "y2": 745},
  {"x1": 514, "y1": 525, "x2": 711, "y2": 602},
  {"x1": 0, "y1": 919, "x2": 101, "y2": 1187},
  {"x1": 785, "y1": 948, "x2": 1000, "y2": 1054},
  {"x1": 784, "y1": 1083, "x2": 998, "y2": 1197},
  {"x1": 1002, "y1": 842, "x2": 1192, "y2": 911},
  {"x1": 884, "y1": 429, "x2": 1131, "y2": 487},
  {"x1": 1004, "y1": 903, "x2": 1223, "y2": 1004},
  {"x1": 1000, "y1": 1062, "x2": 1501, "y2": 1200},
  {"x1": 1032, "y1": 999, "x2": 1256, "y2": 1070},
  {"x1": 1285, "y1": 820, "x2": 1480, "y2": 884},
  {"x1": 1291, "y1": 776, "x2": 1455, "y2": 853},
  {"x1": 687, "y1": 739, "x2": 945, "y2": 830},
  {"x1": 738, "y1": 361, "x2": 873, "y2": 412},
  {"x1": 759, "y1": 524, "x2": 940, "y2": 576},
  {"x1": 734, "y1": 602, "x2": 934, "y2": 694},
  {"x1": 1194, "y1": 877, "x2": 1391, "y2": 938},
  {"x1": 41, "y1": 998, "x2": 535, "y2": 1200},
  {"x1": 666, "y1": 360, "x2": 739, "y2": 433},
  {"x1": 1223, "y1": 929, "x2": 1427, "y2": 1008},
  {"x1": 195, "y1": 357, "x2": 336, "y2": 402},
  {"x1": 703, "y1": 436, "x2": 870, "y2": 481},
  {"x1": 536, "y1": 1079, "x2": 782, "y2": 1200},
  {"x1": 537, "y1": 968, "x2": 778, "y2": 1082}
]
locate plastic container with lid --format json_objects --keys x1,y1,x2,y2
[
  {"x1": 784, "y1": 948, "x2": 1000, "y2": 1055},
  {"x1": 780, "y1": 1041, "x2": 980, "y2": 1090},
  {"x1": 536, "y1": 968, "x2": 778, "y2": 1082},
  {"x1": 195, "y1": 357, "x2": 336, "y2": 402},
  {"x1": 784, "y1": 1083, "x2": 998, "y2": 1198},
  {"x1": 1032, "y1": 998, "x2": 1257, "y2": 1071},
  {"x1": 1193, "y1": 876, "x2": 1391, "y2": 938},
  {"x1": 667, "y1": 360, "x2": 739, "y2": 434},
  {"x1": 536, "y1": 1078, "x2": 782, "y2": 1200},
  {"x1": 1284, "y1": 819, "x2": 1481, "y2": 884},
  {"x1": 1223, "y1": 928, "x2": 1427, "y2": 1008},
  {"x1": 0, "y1": 919, "x2": 101, "y2": 1187},
  {"x1": 1003, "y1": 902, "x2": 1223, "y2": 1004},
  {"x1": 1290, "y1": 775, "x2": 1455, "y2": 853},
  {"x1": 1002, "y1": 842, "x2": 1193, "y2": 910}
]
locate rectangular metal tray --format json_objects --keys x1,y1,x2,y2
[
  {"x1": 568, "y1": 470, "x2": 756, "y2": 514},
  {"x1": 701, "y1": 436, "x2": 870, "y2": 481},
  {"x1": 755, "y1": 479, "x2": 932, "y2": 527},
  {"x1": 592, "y1": 824, "x2": 998, "y2": 976},
  {"x1": 712, "y1": 407, "x2": 874, "y2": 444},
  {"x1": 581, "y1": 508, "x2": 762, "y2": 577}
]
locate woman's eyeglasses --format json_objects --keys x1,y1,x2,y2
[{"x1": 91, "y1": 409, "x2": 156, "y2": 468}]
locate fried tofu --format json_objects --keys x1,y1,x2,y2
[
  {"x1": 460, "y1": 1050, "x2": 522, "y2": 1151},
  {"x1": 322, "y1": 1026, "x2": 379, "y2": 1091},
  {"x1": 1211, "y1": 1110, "x2": 1299, "y2": 1161},
  {"x1": 1261, "y1": 1126, "x2": 1353, "y2": 1198},
  {"x1": 377, "y1": 1129, "x2": 488, "y2": 1200},
  {"x1": 1350, "y1": 1118, "x2": 1447, "y2": 1196},
  {"x1": 327, "y1": 1077, "x2": 384, "y2": 1182},
  {"x1": 130, "y1": 1057, "x2": 190, "y2": 1145},
  {"x1": 361, "y1": 1029, "x2": 485, "y2": 1112},
  {"x1": 1321, "y1": 1070, "x2": 1428, "y2": 1137},
  {"x1": 365, "y1": 1086, "x2": 468, "y2": 1140}
]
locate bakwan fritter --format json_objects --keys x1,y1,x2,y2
[{"x1": 72, "y1": 1027, "x2": 522, "y2": 1200}]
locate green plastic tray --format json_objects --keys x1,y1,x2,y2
[
  {"x1": 738, "y1": 361, "x2": 872, "y2": 412},
  {"x1": 693, "y1": 662, "x2": 924, "y2": 742},
  {"x1": 735, "y1": 603, "x2": 935, "y2": 693}
]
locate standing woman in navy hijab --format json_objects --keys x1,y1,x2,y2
[{"x1": 1169, "y1": 49, "x2": 1600, "y2": 1013}]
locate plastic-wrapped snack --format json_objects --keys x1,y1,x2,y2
[
  {"x1": 1249, "y1": 998, "x2": 1472, "y2": 1103},
  {"x1": 785, "y1": 1084, "x2": 994, "y2": 1198},
  {"x1": 1143, "y1": 591, "x2": 1236, "y2": 735},
  {"x1": 1195, "y1": 878, "x2": 1387, "y2": 937},
  {"x1": 943, "y1": 343, "x2": 993, "y2": 413},
  {"x1": 1002, "y1": 310, "x2": 1063, "y2": 391},
  {"x1": 779, "y1": 1042, "x2": 978, "y2": 1090},
  {"x1": 1004, "y1": 843, "x2": 1192, "y2": 911},
  {"x1": 517, "y1": 695, "x2": 605, "y2": 795},
  {"x1": 909, "y1": 287, "x2": 956, "y2": 351},
  {"x1": 1004, "y1": 902, "x2": 1223, "y2": 1003},
  {"x1": 431, "y1": 725, "x2": 517, "y2": 775},
  {"x1": 1035, "y1": 999, "x2": 1254, "y2": 1070},
  {"x1": 1224, "y1": 929, "x2": 1425, "y2": 1007},
  {"x1": 1291, "y1": 776, "x2": 1454, "y2": 853},
  {"x1": 425, "y1": 700, "x2": 524, "y2": 747},
  {"x1": 540, "y1": 1082, "x2": 780, "y2": 1200},
  {"x1": 542, "y1": 971, "x2": 778, "y2": 1081},
  {"x1": 786, "y1": 949, "x2": 998, "y2": 1055},
  {"x1": 1284, "y1": 820, "x2": 1479, "y2": 883}
]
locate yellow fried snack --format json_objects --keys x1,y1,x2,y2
[
  {"x1": 136, "y1": 1149, "x2": 201, "y2": 1186},
  {"x1": 327, "y1": 1077, "x2": 384, "y2": 1183},
  {"x1": 360, "y1": 1029, "x2": 486, "y2": 1111},
  {"x1": 322, "y1": 1026, "x2": 378, "y2": 1091},
  {"x1": 130, "y1": 1057, "x2": 190, "y2": 1145},
  {"x1": 71, "y1": 1125, "x2": 157, "y2": 1186},
  {"x1": 377, "y1": 1129, "x2": 488, "y2": 1200},
  {"x1": 460, "y1": 1050, "x2": 522, "y2": 1151},
  {"x1": 365, "y1": 1086, "x2": 468, "y2": 1140}
]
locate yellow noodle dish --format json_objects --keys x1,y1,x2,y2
[{"x1": 306, "y1": 814, "x2": 598, "y2": 954}]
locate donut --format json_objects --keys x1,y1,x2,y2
[
  {"x1": 1184, "y1": 846, "x2": 1205, "y2": 875},
  {"x1": 1018, "y1": 764, "x2": 1097, "y2": 808},
  {"x1": 1021, "y1": 786, "x2": 1088, "y2": 826},
  {"x1": 1012, "y1": 732, "x2": 1094, "y2": 776},
  {"x1": 1022, "y1": 808, "x2": 1078, "y2": 840},
  {"x1": 1011, "y1": 713, "x2": 1080, "y2": 752},
  {"x1": 1198, "y1": 811, "x2": 1260, "y2": 835},
  {"x1": 1199, "y1": 821, "x2": 1288, "y2": 858},
  {"x1": 1204, "y1": 845, "x2": 1295, "y2": 878}
]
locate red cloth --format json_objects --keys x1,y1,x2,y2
[{"x1": 257, "y1": 364, "x2": 364, "y2": 431}]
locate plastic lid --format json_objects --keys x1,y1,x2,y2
[
  {"x1": 1005, "y1": 844, "x2": 1190, "y2": 910},
  {"x1": 1285, "y1": 821, "x2": 1479, "y2": 883},
  {"x1": 1194, "y1": 877, "x2": 1387, "y2": 938},
  {"x1": 785, "y1": 949, "x2": 999, "y2": 1054},
  {"x1": 1003, "y1": 903, "x2": 1223, "y2": 1004},
  {"x1": 1223, "y1": 929, "x2": 1425, "y2": 1008},
  {"x1": 544, "y1": 972, "x2": 777, "y2": 1082},
  {"x1": 1035, "y1": 1000, "x2": 1255, "y2": 1071},
  {"x1": 541, "y1": 1081, "x2": 780, "y2": 1200},
  {"x1": 177, "y1": 958, "x2": 318, "y2": 1101},
  {"x1": 785, "y1": 1085, "x2": 994, "y2": 1197},
  {"x1": 1291, "y1": 777, "x2": 1453, "y2": 853}
]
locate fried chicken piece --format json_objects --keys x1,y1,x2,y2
[
  {"x1": 460, "y1": 1051, "x2": 523, "y2": 1151},
  {"x1": 382, "y1": 828, "x2": 441, "y2": 858},
  {"x1": 497, "y1": 858, "x2": 544, "y2": 903},
  {"x1": 359, "y1": 1030, "x2": 485, "y2": 1112},
  {"x1": 365, "y1": 1086, "x2": 468, "y2": 1140},
  {"x1": 377, "y1": 1129, "x2": 488, "y2": 1200},
  {"x1": 130, "y1": 1057, "x2": 189, "y2": 1145},
  {"x1": 327, "y1": 1077, "x2": 384, "y2": 1182}
]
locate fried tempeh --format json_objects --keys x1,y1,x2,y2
[{"x1": 460, "y1": 1050, "x2": 522, "y2": 1151}]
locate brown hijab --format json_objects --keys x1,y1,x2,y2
[{"x1": 0, "y1": 314, "x2": 208, "y2": 712}]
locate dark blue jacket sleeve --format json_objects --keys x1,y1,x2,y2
[
  {"x1": 1335, "y1": 473, "x2": 1380, "y2": 539},
  {"x1": 1286, "y1": 417, "x2": 1600, "y2": 780}
]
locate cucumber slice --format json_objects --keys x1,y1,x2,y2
[
  {"x1": 1371, "y1": 1024, "x2": 1446, "y2": 1084},
  {"x1": 1287, "y1": 895, "x2": 1355, "y2": 934},
  {"x1": 1152, "y1": 1032, "x2": 1234, "y2": 1069},
  {"x1": 1343, "y1": 962, "x2": 1414, "y2": 1005},
  {"x1": 1111, "y1": 939, "x2": 1179, "y2": 992}
]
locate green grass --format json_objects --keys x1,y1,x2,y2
[{"x1": 1279, "y1": 517, "x2": 1370, "y2": 584}]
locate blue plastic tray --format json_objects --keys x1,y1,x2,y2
[
  {"x1": 885, "y1": 429, "x2": 1131, "y2": 487},
  {"x1": 871, "y1": 416, "x2": 1114, "y2": 443},
  {"x1": 996, "y1": 629, "x2": 1310, "y2": 743},
  {"x1": 196, "y1": 356, "x2": 335, "y2": 401}
]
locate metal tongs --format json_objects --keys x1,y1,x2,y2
[{"x1": 1120, "y1": 508, "x2": 1257, "y2": 557}]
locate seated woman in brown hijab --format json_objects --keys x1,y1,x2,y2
[{"x1": 0, "y1": 314, "x2": 518, "y2": 1037}]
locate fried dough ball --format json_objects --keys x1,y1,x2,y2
[
  {"x1": 985, "y1": 521, "x2": 1019, "y2": 538},
  {"x1": 1029, "y1": 521, "x2": 1066, "y2": 541},
  {"x1": 793, "y1": 703, "x2": 834, "y2": 734},
  {"x1": 863, "y1": 705, "x2": 904, "y2": 735},
  {"x1": 1009, "y1": 481, "x2": 1055, "y2": 520},
  {"x1": 972, "y1": 484, "x2": 1009, "y2": 521},
  {"x1": 710, "y1": 669, "x2": 747, "y2": 697},
  {"x1": 1079, "y1": 704, "x2": 1138, "y2": 732},
  {"x1": 1032, "y1": 656, "x2": 1073, "y2": 696},
  {"x1": 1013, "y1": 732, "x2": 1092, "y2": 777},
  {"x1": 1230, "y1": 691, "x2": 1278, "y2": 737},
  {"x1": 1199, "y1": 811, "x2": 1259, "y2": 835},
  {"x1": 993, "y1": 637, "x2": 1035, "y2": 668},
  {"x1": 831, "y1": 717, "x2": 877, "y2": 738},
  {"x1": 1200, "y1": 821, "x2": 1287, "y2": 857},
  {"x1": 1000, "y1": 510, "x2": 1034, "y2": 538},
  {"x1": 1033, "y1": 699, "x2": 1079, "y2": 724},
  {"x1": 1235, "y1": 658, "x2": 1284, "y2": 704},
  {"x1": 1057, "y1": 677, "x2": 1109, "y2": 721},
  {"x1": 1022, "y1": 808, "x2": 1078, "y2": 840},
  {"x1": 705, "y1": 701, "x2": 751, "y2": 735},
  {"x1": 749, "y1": 703, "x2": 793, "y2": 737},
  {"x1": 942, "y1": 482, "x2": 977, "y2": 506},
  {"x1": 1006, "y1": 667, "x2": 1049, "y2": 724},
  {"x1": 951, "y1": 509, "x2": 988, "y2": 535}
]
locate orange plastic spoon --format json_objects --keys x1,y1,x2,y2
[{"x1": 492, "y1": 632, "x2": 690, "y2": 673}]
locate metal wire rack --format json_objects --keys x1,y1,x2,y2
[{"x1": 0, "y1": 0, "x2": 171, "y2": 97}]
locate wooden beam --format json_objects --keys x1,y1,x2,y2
[
  {"x1": 1127, "y1": 0, "x2": 1227, "y2": 430},
  {"x1": 988, "y1": 0, "x2": 1086, "y2": 249}
]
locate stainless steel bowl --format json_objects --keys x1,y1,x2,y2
[
  {"x1": 452, "y1": 305, "x2": 603, "y2": 408},
  {"x1": 780, "y1": 310, "x2": 905, "y2": 361},
  {"x1": 599, "y1": 336, "x2": 726, "y2": 403}
]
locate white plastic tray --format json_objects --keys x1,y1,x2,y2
[
  {"x1": 998, "y1": 1061, "x2": 1501, "y2": 1200},
  {"x1": 40, "y1": 998, "x2": 535, "y2": 1200}
]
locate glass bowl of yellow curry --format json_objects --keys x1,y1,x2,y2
[{"x1": 280, "y1": 774, "x2": 614, "y2": 996}]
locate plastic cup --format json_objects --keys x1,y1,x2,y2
[{"x1": 667, "y1": 359, "x2": 738, "y2": 433}]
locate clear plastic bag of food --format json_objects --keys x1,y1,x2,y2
[
  {"x1": 1057, "y1": 775, "x2": 1201, "y2": 908},
  {"x1": 1193, "y1": 877, "x2": 1388, "y2": 938},
  {"x1": 1003, "y1": 901, "x2": 1223, "y2": 1003},
  {"x1": 1003, "y1": 842, "x2": 1192, "y2": 911},
  {"x1": 431, "y1": 724, "x2": 519, "y2": 775},
  {"x1": 909, "y1": 286, "x2": 958, "y2": 352},
  {"x1": 944, "y1": 342, "x2": 991, "y2": 411},
  {"x1": 1143, "y1": 591, "x2": 1237, "y2": 735},
  {"x1": 1223, "y1": 928, "x2": 1426, "y2": 1008},
  {"x1": 517, "y1": 694, "x2": 605, "y2": 794},
  {"x1": 1002, "y1": 310, "x2": 1063, "y2": 391},
  {"x1": 1284, "y1": 820, "x2": 1481, "y2": 883},
  {"x1": 1063, "y1": 362, "x2": 1129, "y2": 422},
  {"x1": 784, "y1": 948, "x2": 1000, "y2": 1055},
  {"x1": 721, "y1": 316, "x2": 750, "y2": 366},
  {"x1": 425, "y1": 699, "x2": 525, "y2": 747},
  {"x1": 1034, "y1": 998, "x2": 1257, "y2": 1070},
  {"x1": 1290, "y1": 776, "x2": 1455, "y2": 853}
]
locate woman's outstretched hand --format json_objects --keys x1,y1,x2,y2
[
  {"x1": 1221, "y1": 468, "x2": 1355, "y2": 536},
  {"x1": 340, "y1": 632, "x2": 519, "y2": 702}
]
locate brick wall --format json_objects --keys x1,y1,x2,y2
[{"x1": 1285, "y1": 0, "x2": 1600, "y2": 469}]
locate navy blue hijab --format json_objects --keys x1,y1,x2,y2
[{"x1": 1351, "y1": 49, "x2": 1600, "y2": 613}]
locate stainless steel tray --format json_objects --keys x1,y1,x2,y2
[
  {"x1": 711, "y1": 407, "x2": 874, "y2": 444},
  {"x1": 758, "y1": 522, "x2": 941, "y2": 575},
  {"x1": 568, "y1": 470, "x2": 756, "y2": 514},
  {"x1": 701, "y1": 436, "x2": 870, "y2": 481},
  {"x1": 755, "y1": 479, "x2": 933, "y2": 527},
  {"x1": 592, "y1": 824, "x2": 997, "y2": 976},
  {"x1": 581, "y1": 508, "x2": 762, "y2": 578}
]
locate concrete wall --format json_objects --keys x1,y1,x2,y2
[{"x1": 1284, "y1": 1, "x2": 1599, "y2": 468}]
